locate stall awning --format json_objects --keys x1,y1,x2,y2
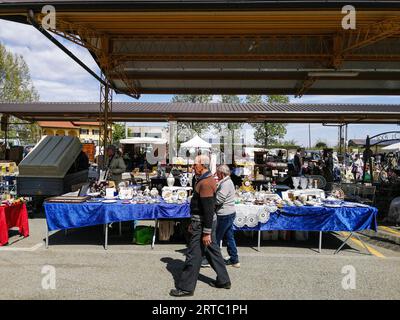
[
  {"x1": 0, "y1": 102, "x2": 399, "y2": 124},
  {"x1": 382, "y1": 142, "x2": 400, "y2": 151},
  {"x1": 119, "y1": 137, "x2": 167, "y2": 145},
  {"x1": 181, "y1": 135, "x2": 212, "y2": 149}
]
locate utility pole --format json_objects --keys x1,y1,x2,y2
[{"x1": 308, "y1": 124, "x2": 311, "y2": 149}]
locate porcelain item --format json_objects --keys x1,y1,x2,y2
[{"x1": 167, "y1": 173, "x2": 175, "y2": 187}]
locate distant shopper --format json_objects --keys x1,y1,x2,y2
[
  {"x1": 352, "y1": 154, "x2": 364, "y2": 181},
  {"x1": 106, "y1": 145, "x2": 126, "y2": 184},
  {"x1": 293, "y1": 148, "x2": 303, "y2": 176}
]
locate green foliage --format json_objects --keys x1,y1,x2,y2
[
  {"x1": 213, "y1": 95, "x2": 243, "y2": 132},
  {"x1": 247, "y1": 95, "x2": 289, "y2": 147},
  {"x1": 245, "y1": 95, "x2": 263, "y2": 104},
  {"x1": 266, "y1": 95, "x2": 289, "y2": 104},
  {"x1": 221, "y1": 95, "x2": 241, "y2": 104},
  {"x1": 315, "y1": 140, "x2": 328, "y2": 149},
  {"x1": 112, "y1": 123, "x2": 126, "y2": 143},
  {"x1": 273, "y1": 139, "x2": 300, "y2": 149},
  {"x1": 0, "y1": 43, "x2": 40, "y2": 144}
]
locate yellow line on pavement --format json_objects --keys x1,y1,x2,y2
[
  {"x1": 340, "y1": 232, "x2": 385, "y2": 258},
  {"x1": 379, "y1": 226, "x2": 400, "y2": 236}
]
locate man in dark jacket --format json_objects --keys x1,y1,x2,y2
[{"x1": 170, "y1": 155, "x2": 231, "y2": 297}]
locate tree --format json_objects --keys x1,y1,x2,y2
[
  {"x1": 276, "y1": 139, "x2": 300, "y2": 149},
  {"x1": 248, "y1": 95, "x2": 289, "y2": 148},
  {"x1": 245, "y1": 95, "x2": 263, "y2": 104},
  {"x1": 172, "y1": 94, "x2": 213, "y2": 135},
  {"x1": 0, "y1": 43, "x2": 40, "y2": 145},
  {"x1": 212, "y1": 95, "x2": 243, "y2": 131},
  {"x1": 213, "y1": 95, "x2": 243, "y2": 164},
  {"x1": 315, "y1": 140, "x2": 328, "y2": 149},
  {"x1": 112, "y1": 123, "x2": 126, "y2": 144}
]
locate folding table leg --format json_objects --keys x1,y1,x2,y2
[
  {"x1": 104, "y1": 224, "x2": 108, "y2": 250},
  {"x1": 119, "y1": 222, "x2": 122, "y2": 236},
  {"x1": 258, "y1": 230, "x2": 261, "y2": 252},
  {"x1": 151, "y1": 219, "x2": 158, "y2": 250},
  {"x1": 319, "y1": 231, "x2": 322, "y2": 253},
  {"x1": 354, "y1": 233, "x2": 372, "y2": 255},
  {"x1": 334, "y1": 232, "x2": 353, "y2": 254},
  {"x1": 45, "y1": 225, "x2": 49, "y2": 249}
]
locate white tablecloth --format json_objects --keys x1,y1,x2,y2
[{"x1": 234, "y1": 204, "x2": 277, "y2": 227}]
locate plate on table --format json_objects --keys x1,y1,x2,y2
[
  {"x1": 86, "y1": 199, "x2": 102, "y2": 203},
  {"x1": 323, "y1": 203, "x2": 341, "y2": 208},
  {"x1": 343, "y1": 202, "x2": 357, "y2": 208},
  {"x1": 103, "y1": 196, "x2": 117, "y2": 200},
  {"x1": 355, "y1": 203, "x2": 370, "y2": 208},
  {"x1": 87, "y1": 192, "x2": 100, "y2": 197},
  {"x1": 102, "y1": 199, "x2": 117, "y2": 203}
]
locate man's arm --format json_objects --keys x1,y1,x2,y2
[
  {"x1": 215, "y1": 182, "x2": 228, "y2": 206},
  {"x1": 199, "y1": 182, "x2": 216, "y2": 234}
]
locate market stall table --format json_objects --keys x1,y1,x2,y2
[
  {"x1": 44, "y1": 200, "x2": 190, "y2": 249},
  {"x1": 44, "y1": 197, "x2": 377, "y2": 254},
  {"x1": 233, "y1": 203, "x2": 378, "y2": 254},
  {"x1": 0, "y1": 202, "x2": 29, "y2": 246}
]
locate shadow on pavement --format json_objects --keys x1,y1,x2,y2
[{"x1": 160, "y1": 257, "x2": 214, "y2": 288}]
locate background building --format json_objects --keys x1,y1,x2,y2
[{"x1": 37, "y1": 121, "x2": 100, "y2": 144}]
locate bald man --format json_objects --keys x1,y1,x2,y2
[{"x1": 170, "y1": 155, "x2": 231, "y2": 297}]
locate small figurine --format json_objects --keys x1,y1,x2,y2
[{"x1": 239, "y1": 176, "x2": 255, "y2": 192}]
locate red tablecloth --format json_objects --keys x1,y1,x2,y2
[{"x1": 0, "y1": 202, "x2": 29, "y2": 246}]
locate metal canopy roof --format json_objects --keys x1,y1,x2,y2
[
  {"x1": 1, "y1": 1, "x2": 400, "y2": 97},
  {"x1": 1, "y1": 102, "x2": 399, "y2": 124}
]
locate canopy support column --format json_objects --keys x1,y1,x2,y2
[
  {"x1": 99, "y1": 77, "x2": 113, "y2": 169},
  {"x1": 168, "y1": 121, "x2": 177, "y2": 164}
]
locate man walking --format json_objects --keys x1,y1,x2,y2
[{"x1": 170, "y1": 155, "x2": 231, "y2": 297}]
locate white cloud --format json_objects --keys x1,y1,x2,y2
[{"x1": 0, "y1": 19, "x2": 100, "y2": 101}]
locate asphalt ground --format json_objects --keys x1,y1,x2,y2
[{"x1": 0, "y1": 217, "x2": 399, "y2": 300}]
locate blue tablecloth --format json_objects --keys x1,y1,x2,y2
[
  {"x1": 234, "y1": 205, "x2": 378, "y2": 232},
  {"x1": 44, "y1": 200, "x2": 190, "y2": 231},
  {"x1": 44, "y1": 200, "x2": 377, "y2": 233}
]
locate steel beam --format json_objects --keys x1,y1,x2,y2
[
  {"x1": 99, "y1": 75, "x2": 113, "y2": 170},
  {"x1": 332, "y1": 17, "x2": 400, "y2": 68}
]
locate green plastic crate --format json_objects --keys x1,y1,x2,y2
[{"x1": 133, "y1": 226, "x2": 154, "y2": 245}]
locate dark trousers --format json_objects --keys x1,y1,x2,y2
[
  {"x1": 216, "y1": 213, "x2": 239, "y2": 264},
  {"x1": 177, "y1": 219, "x2": 230, "y2": 292}
]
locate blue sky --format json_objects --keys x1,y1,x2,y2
[{"x1": 0, "y1": 19, "x2": 399, "y2": 147}]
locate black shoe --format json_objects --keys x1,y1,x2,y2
[
  {"x1": 169, "y1": 289, "x2": 194, "y2": 297},
  {"x1": 224, "y1": 259, "x2": 241, "y2": 268},
  {"x1": 209, "y1": 280, "x2": 231, "y2": 289},
  {"x1": 201, "y1": 258, "x2": 210, "y2": 268}
]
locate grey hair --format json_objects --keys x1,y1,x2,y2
[
  {"x1": 194, "y1": 154, "x2": 210, "y2": 169},
  {"x1": 217, "y1": 164, "x2": 230, "y2": 177}
]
